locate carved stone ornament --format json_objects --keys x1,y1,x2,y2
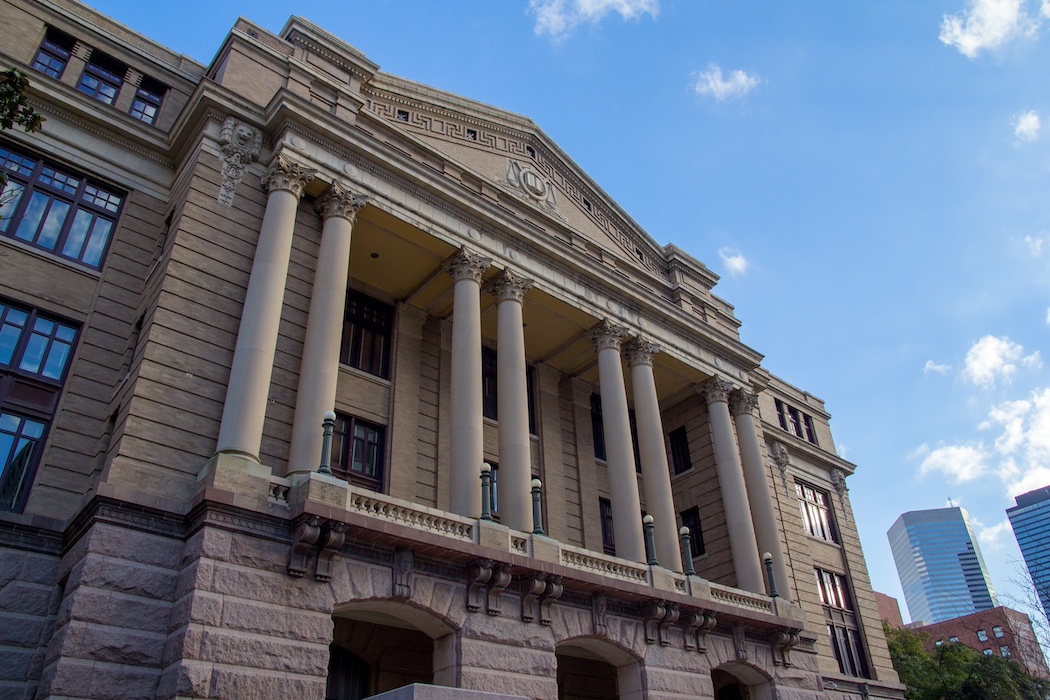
[
  {"x1": 733, "y1": 623, "x2": 749, "y2": 661},
  {"x1": 505, "y1": 159, "x2": 557, "y2": 210},
  {"x1": 681, "y1": 609, "x2": 717, "y2": 653},
  {"x1": 831, "y1": 468, "x2": 849, "y2": 497},
  {"x1": 772, "y1": 628, "x2": 801, "y2": 667},
  {"x1": 485, "y1": 268, "x2": 534, "y2": 303},
  {"x1": 218, "y1": 117, "x2": 262, "y2": 206},
  {"x1": 728, "y1": 390, "x2": 760, "y2": 418},
  {"x1": 699, "y1": 376, "x2": 734, "y2": 405},
  {"x1": 465, "y1": 559, "x2": 511, "y2": 615},
  {"x1": 260, "y1": 152, "x2": 316, "y2": 198},
  {"x1": 623, "y1": 338, "x2": 660, "y2": 367},
  {"x1": 521, "y1": 572, "x2": 546, "y2": 623},
  {"x1": 316, "y1": 181, "x2": 369, "y2": 223},
  {"x1": 770, "y1": 441, "x2": 791, "y2": 495},
  {"x1": 589, "y1": 319, "x2": 629, "y2": 352},
  {"x1": 287, "y1": 515, "x2": 322, "y2": 577},
  {"x1": 645, "y1": 600, "x2": 679, "y2": 645},
  {"x1": 591, "y1": 593, "x2": 608, "y2": 636},
  {"x1": 539, "y1": 576, "x2": 563, "y2": 626},
  {"x1": 444, "y1": 247, "x2": 492, "y2": 284},
  {"x1": 392, "y1": 547, "x2": 414, "y2": 600},
  {"x1": 315, "y1": 520, "x2": 347, "y2": 582}
]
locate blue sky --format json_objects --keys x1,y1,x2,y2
[{"x1": 87, "y1": 0, "x2": 1049, "y2": 623}]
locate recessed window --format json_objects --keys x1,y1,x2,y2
[
  {"x1": 775, "y1": 398, "x2": 819, "y2": 445},
  {"x1": 993, "y1": 626, "x2": 1004, "y2": 638},
  {"x1": 129, "y1": 76, "x2": 166, "y2": 125},
  {"x1": 582, "y1": 198, "x2": 592, "y2": 213},
  {"x1": 525, "y1": 145, "x2": 536, "y2": 158},
  {"x1": 797, "y1": 481, "x2": 837, "y2": 542},
  {"x1": 339, "y1": 290, "x2": 393, "y2": 379},
  {"x1": 669, "y1": 426, "x2": 692, "y2": 475},
  {"x1": 32, "y1": 28, "x2": 75, "y2": 79},
  {"x1": 0, "y1": 144, "x2": 123, "y2": 269},
  {"x1": 590, "y1": 393, "x2": 606, "y2": 461},
  {"x1": 977, "y1": 629, "x2": 988, "y2": 642},
  {"x1": 816, "y1": 568, "x2": 851, "y2": 610},
  {"x1": 78, "y1": 52, "x2": 126, "y2": 106},
  {"x1": 480, "y1": 346, "x2": 536, "y2": 434},
  {"x1": 465, "y1": 128, "x2": 478, "y2": 141},
  {"x1": 818, "y1": 568, "x2": 868, "y2": 678},
  {"x1": 1000, "y1": 645, "x2": 1011, "y2": 657},
  {"x1": 599, "y1": 497, "x2": 615, "y2": 555},
  {"x1": 395, "y1": 109, "x2": 409, "y2": 122},
  {"x1": 679, "y1": 506, "x2": 705, "y2": 558},
  {"x1": 983, "y1": 648, "x2": 993, "y2": 656},
  {"x1": 331, "y1": 412, "x2": 385, "y2": 490},
  {"x1": 948, "y1": 636, "x2": 959, "y2": 643}
]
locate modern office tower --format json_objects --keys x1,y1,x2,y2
[
  {"x1": 1007, "y1": 485, "x2": 1050, "y2": 618},
  {"x1": 0, "y1": 2, "x2": 905, "y2": 698},
  {"x1": 888, "y1": 507, "x2": 999, "y2": 625}
]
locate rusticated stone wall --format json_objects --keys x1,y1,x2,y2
[{"x1": 0, "y1": 544, "x2": 62, "y2": 700}]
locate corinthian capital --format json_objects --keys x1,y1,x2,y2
[
  {"x1": 623, "y1": 338, "x2": 660, "y2": 367},
  {"x1": 316, "y1": 181, "x2": 368, "y2": 223},
  {"x1": 261, "y1": 153, "x2": 316, "y2": 198},
  {"x1": 589, "y1": 319, "x2": 629, "y2": 352},
  {"x1": 485, "y1": 268, "x2": 534, "y2": 303},
  {"x1": 444, "y1": 247, "x2": 492, "y2": 284},
  {"x1": 728, "y1": 390, "x2": 760, "y2": 417},
  {"x1": 699, "y1": 376, "x2": 734, "y2": 404}
]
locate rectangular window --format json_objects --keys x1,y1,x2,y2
[
  {"x1": 331, "y1": 413, "x2": 385, "y2": 490},
  {"x1": 983, "y1": 649, "x2": 993, "y2": 656},
  {"x1": 796, "y1": 481, "x2": 837, "y2": 542},
  {"x1": 774, "y1": 398, "x2": 818, "y2": 445},
  {"x1": 0, "y1": 300, "x2": 78, "y2": 512},
  {"x1": 669, "y1": 426, "x2": 692, "y2": 475},
  {"x1": 129, "y1": 76, "x2": 165, "y2": 125},
  {"x1": 32, "y1": 28, "x2": 75, "y2": 79},
  {"x1": 340, "y1": 290, "x2": 393, "y2": 378},
  {"x1": 816, "y1": 568, "x2": 851, "y2": 610},
  {"x1": 628, "y1": 407, "x2": 641, "y2": 473},
  {"x1": 590, "y1": 393, "x2": 606, "y2": 461},
  {"x1": 599, "y1": 497, "x2": 615, "y2": 556},
  {"x1": 0, "y1": 144, "x2": 122, "y2": 268},
  {"x1": 993, "y1": 626, "x2": 1004, "y2": 638},
  {"x1": 679, "y1": 506, "x2": 705, "y2": 558},
  {"x1": 977, "y1": 630, "x2": 988, "y2": 642},
  {"x1": 480, "y1": 347, "x2": 536, "y2": 433},
  {"x1": 948, "y1": 636, "x2": 959, "y2": 643},
  {"x1": 1000, "y1": 645, "x2": 1011, "y2": 657},
  {"x1": 77, "y1": 52, "x2": 126, "y2": 105},
  {"x1": 828, "y1": 624, "x2": 870, "y2": 678}
]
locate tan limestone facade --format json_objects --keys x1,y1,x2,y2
[{"x1": 0, "y1": 2, "x2": 904, "y2": 699}]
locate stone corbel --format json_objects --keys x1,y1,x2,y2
[
  {"x1": 487, "y1": 564, "x2": 512, "y2": 616},
  {"x1": 681, "y1": 609, "x2": 717, "y2": 653},
  {"x1": 592, "y1": 594, "x2": 608, "y2": 636},
  {"x1": 315, "y1": 520, "x2": 347, "y2": 582},
  {"x1": 392, "y1": 547, "x2": 414, "y2": 600},
  {"x1": 733, "y1": 624, "x2": 749, "y2": 661},
  {"x1": 772, "y1": 628, "x2": 801, "y2": 667},
  {"x1": 539, "y1": 576, "x2": 563, "y2": 626},
  {"x1": 521, "y1": 572, "x2": 546, "y2": 623},
  {"x1": 644, "y1": 600, "x2": 668, "y2": 645},
  {"x1": 659, "y1": 603, "x2": 680, "y2": 646},
  {"x1": 287, "y1": 515, "x2": 322, "y2": 577},
  {"x1": 466, "y1": 559, "x2": 495, "y2": 612}
]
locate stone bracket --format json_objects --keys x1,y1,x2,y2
[
  {"x1": 286, "y1": 516, "x2": 345, "y2": 581},
  {"x1": 644, "y1": 600, "x2": 679, "y2": 645},
  {"x1": 733, "y1": 624, "x2": 748, "y2": 661},
  {"x1": 681, "y1": 609, "x2": 717, "y2": 653},
  {"x1": 392, "y1": 547, "x2": 414, "y2": 600},
  {"x1": 315, "y1": 520, "x2": 347, "y2": 582},
  {"x1": 487, "y1": 564, "x2": 512, "y2": 616},
  {"x1": 465, "y1": 559, "x2": 511, "y2": 615},
  {"x1": 521, "y1": 572, "x2": 546, "y2": 623},
  {"x1": 591, "y1": 594, "x2": 608, "y2": 636},
  {"x1": 772, "y1": 628, "x2": 801, "y2": 667},
  {"x1": 538, "y1": 575, "x2": 563, "y2": 626}
]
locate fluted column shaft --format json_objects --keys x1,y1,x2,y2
[
  {"x1": 216, "y1": 155, "x2": 314, "y2": 458},
  {"x1": 487, "y1": 270, "x2": 534, "y2": 531},
  {"x1": 731, "y1": 390, "x2": 791, "y2": 601},
  {"x1": 286, "y1": 184, "x2": 368, "y2": 472},
  {"x1": 625, "y1": 339, "x2": 683, "y2": 572},
  {"x1": 447, "y1": 248, "x2": 491, "y2": 518},
  {"x1": 592, "y1": 321, "x2": 645, "y2": 563},
  {"x1": 701, "y1": 377, "x2": 764, "y2": 593}
]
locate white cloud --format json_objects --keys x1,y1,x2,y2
[
  {"x1": 977, "y1": 519, "x2": 1013, "y2": 548},
  {"x1": 692, "y1": 65, "x2": 760, "y2": 102},
  {"x1": 939, "y1": 0, "x2": 1037, "y2": 58},
  {"x1": 918, "y1": 443, "x2": 989, "y2": 483},
  {"x1": 987, "y1": 398, "x2": 1031, "y2": 453},
  {"x1": 1014, "y1": 110, "x2": 1041, "y2": 141},
  {"x1": 530, "y1": 0, "x2": 658, "y2": 38},
  {"x1": 1043, "y1": 0, "x2": 1050, "y2": 17},
  {"x1": 962, "y1": 335, "x2": 1039, "y2": 388},
  {"x1": 718, "y1": 247, "x2": 748, "y2": 275},
  {"x1": 924, "y1": 360, "x2": 952, "y2": 375},
  {"x1": 1045, "y1": 307, "x2": 1050, "y2": 325},
  {"x1": 1025, "y1": 234, "x2": 1045, "y2": 257}
]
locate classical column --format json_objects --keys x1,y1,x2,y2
[
  {"x1": 215, "y1": 153, "x2": 315, "y2": 459},
  {"x1": 624, "y1": 339, "x2": 683, "y2": 572},
  {"x1": 590, "y1": 320, "x2": 645, "y2": 563},
  {"x1": 731, "y1": 389, "x2": 792, "y2": 601},
  {"x1": 485, "y1": 269, "x2": 534, "y2": 532},
  {"x1": 700, "y1": 377, "x2": 764, "y2": 593},
  {"x1": 286, "y1": 183, "x2": 368, "y2": 473},
  {"x1": 446, "y1": 248, "x2": 491, "y2": 518}
]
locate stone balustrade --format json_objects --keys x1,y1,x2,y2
[
  {"x1": 560, "y1": 544, "x2": 650, "y2": 584},
  {"x1": 347, "y1": 488, "x2": 475, "y2": 541},
  {"x1": 708, "y1": 581, "x2": 776, "y2": 613}
]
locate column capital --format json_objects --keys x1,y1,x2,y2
[
  {"x1": 261, "y1": 153, "x2": 316, "y2": 198},
  {"x1": 485, "y1": 268, "x2": 534, "y2": 303},
  {"x1": 728, "y1": 389, "x2": 760, "y2": 417},
  {"x1": 623, "y1": 338, "x2": 660, "y2": 367},
  {"x1": 589, "y1": 319, "x2": 629, "y2": 352},
  {"x1": 444, "y1": 247, "x2": 492, "y2": 284},
  {"x1": 699, "y1": 376, "x2": 734, "y2": 404},
  {"x1": 316, "y1": 181, "x2": 368, "y2": 223}
]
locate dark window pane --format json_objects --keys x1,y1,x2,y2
[
  {"x1": 669, "y1": 426, "x2": 692, "y2": 475},
  {"x1": 599, "y1": 497, "x2": 615, "y2": 555},
  {"x1": 340, "y1": 291, "x2": 393, "y2": 379},
  {"x1": 591, "y1": 393, "x2": 606, "y2": 461}
]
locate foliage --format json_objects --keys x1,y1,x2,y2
[
  {"x1": 884, "y1": 623, "x2": 1050, "y2": 700},
  {"x1": 0, "y1": 69, "x2": 43, "y2": 190}
]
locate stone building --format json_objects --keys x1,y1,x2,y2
[{"x1": 0, "y1": 1, "x2": 904, "y2": 698}]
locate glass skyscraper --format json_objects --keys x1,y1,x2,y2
[
  {"x1": 888, "y1": 507, "x2": 999, "y2": 625},
  {"x1": 1007, "y1": 485, "x2": 1050, "y2": 619}
]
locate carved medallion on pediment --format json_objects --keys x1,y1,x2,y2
[{"x1": 504, "y1": 159, "x2": 558, "y2": 212}]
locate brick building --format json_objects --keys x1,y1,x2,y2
[
  {"x1": 912, "y1": 607, "x2": 1049, "y2": 681},
  {"x1": 0, "y1": 1, "x2": 904, "y2": 698}
]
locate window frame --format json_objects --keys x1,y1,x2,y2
[
  {"x1": 590, "y1": 393, "x2": 606, "y2": 462},
  {"x1": 0, "y1": 143, "x2": 124, "y2": 269},
  {"x1": 796, "y1": 481, "x2": 838, "y2": 543},
  {"x1": 77, "y1": 51, "x2": 126, "y2": 106},
  {"x1": 599, "y1": 497, "x2": 615, "y2": 556},
  {"x1": 679, "y1": 506, "x2": 705, "y2": 558},
  {"x1": 32, "y1": 28, "x2": 75, "y2": 79},
  {"x1": 775, "y1": 398, "x2": 819, "y2": 445},
  {"x1": 330, "y1": 412, "x2": 386, "y2": 491},
  {"x1": 669, "y1": 426, "x2": 692, "y2": 475},
  {"x1": 129, "y1": 76, "x2": 166, "y2": 125},
  {"x1": 339, "y1": 289, "x2": 394, "y2": 379}
]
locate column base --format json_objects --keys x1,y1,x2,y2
[{"x1": 197, "y1": 451, "x2": 273, "y2": 497}]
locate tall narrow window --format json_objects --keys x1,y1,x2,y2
[
  {"x1": 590, "y1": 393, "x2": 606, "y2": 461},
  {"x1": 32, "y1": 28, "x2": 75, "y2": 79},
  {"x1": 669, "y1": 426, "x2": 692, "y2": 475},
  {"x1": 331, "y1": 412, "x2": 385, "y2": 490},
  {"x1": 679, "y1": 506, "x2": 705, "y2": 558},
  {"x1": 482, "y1": 346, "x2": 497, "y2": 420},
  {"x1": 78, "y1": 52, "x2": 126, "y2": 106},
  {"x1": 796, "y1": 481, "x2": 837, "y2": 542},
  {"x1": 817, "y1": 567, "x2": 869, "y2": 678},
  {"x1": 339, "y1": 290, "x2": 393, "y2": 378},
  {"x1": 599, "y1": 498, "x2": 615, "y2": 555},
  {"x1": 628, "y1": 407, "x2": 641, "y2": 473},
  {"x1": 0, "y1": 144, "x2": 123, "y2": 269},
  {"x1": 129, "y1": 76, "x2": 166, "y2": 125}
]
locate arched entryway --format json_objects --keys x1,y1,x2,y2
[
  {"x1": 328, "y1": 600, "x2": 457, "y2": 699},
  {"x1": 711, "y1": 662, "x2": 773, "y2": 700},
  {"x1": 556, "y1": 638, "x2": 642, "y2": 700}
]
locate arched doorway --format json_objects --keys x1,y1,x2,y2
[
  {"x1": 711, "y1": 663, "x2": 773, "y2": 700},
  {"x1": 329, "y1": 600, "x2": 457, "y2": 699},
  {"x1": 556, "y1": 638, "x2": 642, "y2": 700}
]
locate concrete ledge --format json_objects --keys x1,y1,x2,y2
[{"x1": 370, "y1": 683, "x2": 527, "y2": 700}]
